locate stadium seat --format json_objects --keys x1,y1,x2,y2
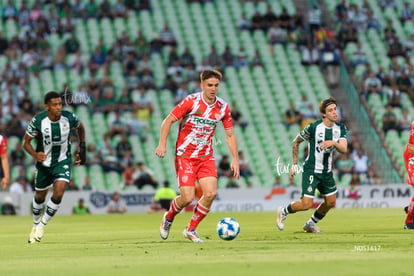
[
  {"x1": 8, "y1": 0, "x2": 380, "y2": 190},
  {"x1": 89, "y1": 164, "x2": 106, "y2": 191}
]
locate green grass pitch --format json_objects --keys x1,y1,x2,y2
[{"x1": 0, "y1": 208, "x2": 412, "y2": 276}]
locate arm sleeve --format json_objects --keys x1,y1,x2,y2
[
  {"x1": 340, "y1": 123, "x2": 348, "y2": 140},
  {"x1": 222, "y1": 104, "x2": 233, "y2": 130},
  {"x1": 299, "y1": 123, "x2": 312, "y2": 141},
  {"x1": 170, "y1": 96, "x2": 193, "y2": 120},
  {"x1": 26, "y1": 117, "x2": 39, "y2": 138},
  {"x1": 69, "y1": 111, "x2": 81, "y2": 128},
  {"x1": 0, "y1": 136, "x2": 7, "y2": 156}
]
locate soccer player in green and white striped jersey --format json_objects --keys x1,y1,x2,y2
[
  {"x1": 23, "y1": 91, "x2": 86, "y2": 243},
  {"x1": 276, "y1": 97, "x2": 348, "y2": 233}
]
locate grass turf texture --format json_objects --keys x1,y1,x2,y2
[{"x1": 0, "y1": 208, "x2": 412, "y2": 276}]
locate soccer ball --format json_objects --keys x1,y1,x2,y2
[{"x1": 216, "y1": 217, "x2": 240, "y2": 241}]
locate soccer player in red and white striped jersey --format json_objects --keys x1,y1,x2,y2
[
  {"x1": 402, "y1": 122, "x2": 414, "y2": 229},
  {"x1": 156, "y1": 69, "x2": 240, "y2": 243},
  {"x1": 0, "y1": 134, "x2": 10, "y2": 189}
]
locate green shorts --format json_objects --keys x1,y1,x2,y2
[
  {"x1": 34, "y1": 159, "x2": 72, "y2": 191},
  {"x1": 301, "y1": 170, "x2": 337, "y2": 198}
]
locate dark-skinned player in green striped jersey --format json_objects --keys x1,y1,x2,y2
[
  {"x1": 23, "y1": 91, "x2": 86, "y2": 243},
  {"x1": 276, "y1": 97, "x2": 348, "y2": 233}
]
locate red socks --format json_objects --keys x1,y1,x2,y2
[
  {"x1": 165, "y1": 199, "x2": 210, "y2": 231},
  {"x1": 187, "y1": 202, "x2": 210, "y2": 231},
  {"x1": 166, "y1": 198, "x2": 183, "y2": 221}
]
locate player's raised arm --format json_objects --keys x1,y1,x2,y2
[{"x1": 156, "y1": 114, "x2": 178, "y2": 158}]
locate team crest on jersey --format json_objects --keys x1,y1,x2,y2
[
  {"x1": 307, "y1": 186, "x2": 313, "y2": 193},
  {"x1": 63, "y1": 123, "x2": 69, "y2": 132},
  {"x1": 215, "y1": 112, "x2": 221, "y2": 120},
  {"x1": 333, "y1": 130, "x2": 340, "y2": 139},
  {"x1": 181, "y1": 175, "x2": 188, "y2": 183}
]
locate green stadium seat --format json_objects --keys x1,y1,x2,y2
[
  {"x1": 11, "y1": 0, "x2": 363, "y2": 191},
  {"x1": 89, "y1": 165, "x2": 105, "y2": 191}
]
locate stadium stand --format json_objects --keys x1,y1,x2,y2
[
  {"x1": 324, "y1": 0, "x2": 412, "y2": 180},
  {"x1": 1, "y1": 0, "x2": 407, "y2": 192}
]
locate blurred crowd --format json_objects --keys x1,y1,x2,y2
[
  {"x1": 0, "y1": 0, "x2": 259, "y2": 192},
  {"x1": 328, "y1": 0, "x2": 414, "y2": 136},
  {"x1": 4, "y1": 0, "x2": 408, "y2": 192}
]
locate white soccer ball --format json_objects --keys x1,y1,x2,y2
[{"x1": 216, "y1": 217, "x2": 240, "y2": 241}]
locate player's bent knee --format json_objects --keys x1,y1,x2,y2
[
  {"x1": 326, "y1": 201, "x2": 336, "y2": 209},
  {"x1": 202, "y1": 191, "x2": 217, "y2": 202},
  {"x1": 180, "y1": 196, "x2": 195, "y2": 207},
  {"x1": 301, "y1": 204, "x2": 312, "y2": 211},
  {"x1": 300, "y1": 198, "x2": 314, "y2": 210}
]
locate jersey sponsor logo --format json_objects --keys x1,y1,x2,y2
[
  {"x1": 316, "y1": 139, "x2": 323, "y2": 153},
  {"x1": 192, "y1": 137, "x2": 208, "y2": 145},
  {"x1": 52, "y1": 140, "x2": 66, "y2": 146},
  {"x1": 184, "y1": 163, "x2": 193, "y2": 174},
  {"x1": 194, "y1": 126, "x2": 214, "y2": 135},
  {"x1": 44, "y1": 135, "x2": 51, "y2": 146},
  {"x1": 191, "y1": 117, "x2": 217, "y2": 126}
]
